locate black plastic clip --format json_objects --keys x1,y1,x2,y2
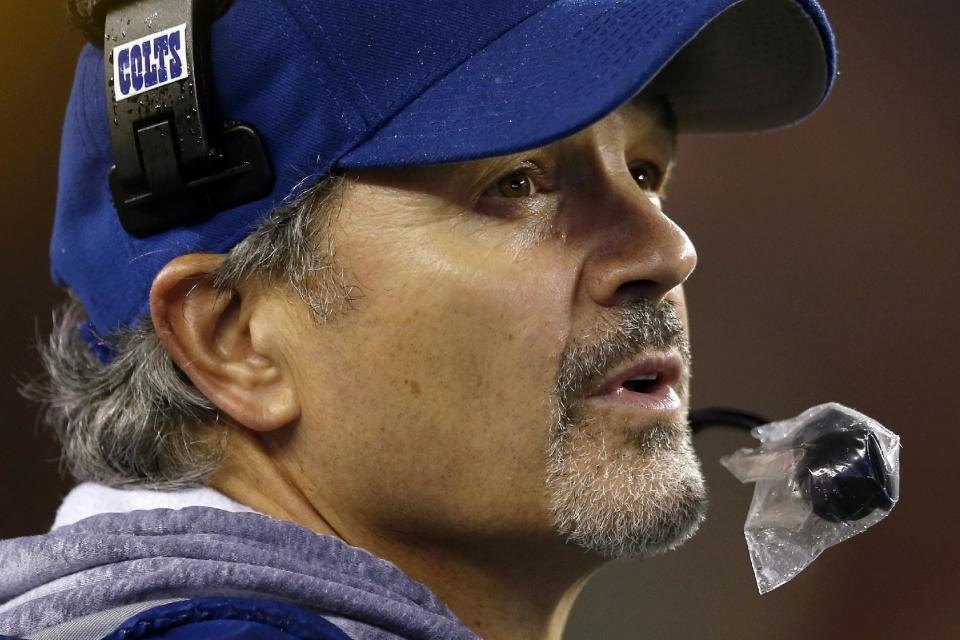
[{"x1": 104, "y1": 0, "x2": 273, "y2": 237}]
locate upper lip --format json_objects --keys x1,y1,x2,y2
[{"x1": 588, "y1": 351, "x2": 684, "y2": 397}]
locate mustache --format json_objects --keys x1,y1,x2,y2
[{"x1": 555, "y1": 299, "x2": 691, "y2": 405}]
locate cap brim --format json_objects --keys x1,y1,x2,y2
[{"x1": 338, "y1": 0, "x2": 834, "y2": 169}]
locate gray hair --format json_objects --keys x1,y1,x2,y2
[{"x1": 25, "y1": 175, "x2": 351, "y2": 489}]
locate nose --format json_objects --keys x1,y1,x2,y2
[{"x1": 580, "y1": 183, "x2": 698, "y2": 308}]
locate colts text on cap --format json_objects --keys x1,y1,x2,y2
[{"x1": 112, "y1": 23, "x2": 189, "y2": 102}]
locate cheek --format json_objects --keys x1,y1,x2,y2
[
  {"x1": 671, "y1": 285, "x2": 690, "y2": 327},
  {"x1": 298, "y1": 227, "x2": 577, "y2": 536}
]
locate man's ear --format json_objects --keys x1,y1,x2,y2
[{"x1": 150, "y1": 254, "x2": 301, "y2": 432}]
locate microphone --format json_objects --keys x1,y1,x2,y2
[
  {"x1": 690, "y1": 405, "x2": 898, "y2": 523},
  {"x1": 690, "y1": 403, "x2": 900, "y2": 593}
]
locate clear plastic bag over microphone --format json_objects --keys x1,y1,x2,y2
[{"x1": 720, "y1": 402, "x2": 900, "y2": 593}]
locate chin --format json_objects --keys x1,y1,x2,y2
[{"x1": 544, "y1": 415, "x2": 709, "y2": 559}]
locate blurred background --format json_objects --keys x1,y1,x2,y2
[{"x1": 1, "y1": 1, "x2": 956, "y2": 638}]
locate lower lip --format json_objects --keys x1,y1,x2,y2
[{"x1": 588, "y1": 381, "x2": 682, "y2": 412}]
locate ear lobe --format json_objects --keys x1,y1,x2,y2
[{"x1": 150, "y1": 254, "x2": 301, "y2": 432}]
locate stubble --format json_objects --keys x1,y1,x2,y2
[{"x1": 544, "y1": 300, "x2": 708, "y2": 558}]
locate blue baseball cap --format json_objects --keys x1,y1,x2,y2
[{"x1": 52, "y1": 0, "x2": 836, "y2": 344}]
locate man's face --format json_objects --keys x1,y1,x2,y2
[{"x1": 272, "y1": 95, "x2": 706, "y2": 558}]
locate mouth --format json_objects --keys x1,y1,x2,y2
[{"x1": 586, "y1": 351, "x2": 684, "y2": 413}]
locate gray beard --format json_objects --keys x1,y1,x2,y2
[
  {"x1": 544, "y1": 411, "x2": 707, "y2": 558},
  {"x1": 544, "y1": 299, "x2": 707, "y2": 558}
]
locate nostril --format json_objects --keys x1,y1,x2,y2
[{"x1": 612, "y1": 279, "x2": 660, "y2": 306}]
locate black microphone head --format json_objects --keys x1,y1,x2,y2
[{"x1": 794, "y1": 411, "x2": 897, "y2": 523}]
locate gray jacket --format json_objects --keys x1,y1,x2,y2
[{"x1": 0, "y1": 486, "x2": 479, "y2": 639}]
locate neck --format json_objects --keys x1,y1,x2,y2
[
  {"x1": 210, "y1": 427, "x2": 606, "y2": 640},
  {"x1": 355, "y1": 530, "x2": 601, "y2": 640}
]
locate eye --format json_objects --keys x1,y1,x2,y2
[
  {"x1": 484, "y1": 171, "x2": 538, "y2": 198},
  {"x1": 629, "y1": 161, "x2": 664, "y2": 194}
]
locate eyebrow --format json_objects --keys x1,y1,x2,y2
[
  {"x1": 455, "y1": 93, "x2": 679, "y2": 190},
  {"x1": 626, "y1": 93, "x2": 676, "y2": 143},
  {"x1": 653, "y1": 94, "x2": 679, "y2": 141},
  {"x1": 617, "y1": 94, "x2": 678, "y2": 162}
]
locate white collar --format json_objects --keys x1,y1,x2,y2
[{"x1": 52, "y1": 481, "x2": 257, "y2": 530}]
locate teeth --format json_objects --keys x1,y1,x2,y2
[{"x1": 628, "y1": 373, "x2": 658, "y2": 381}]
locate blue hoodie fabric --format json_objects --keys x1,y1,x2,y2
[{"x1": 0, "y1": 489, "x2": 480, "y2": 640}]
